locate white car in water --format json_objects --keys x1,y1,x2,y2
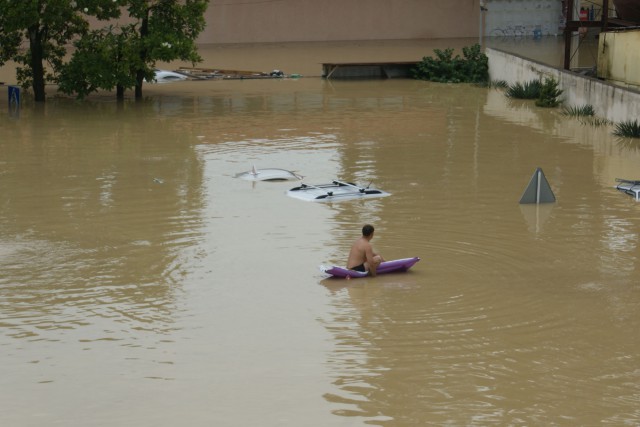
[{"x1": 151, "y1": 69, "x2": 188, "y2": 83}]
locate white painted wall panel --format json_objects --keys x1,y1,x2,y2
[{"x1": 483, "y1": 0, "x2": 563, "y2": 37}]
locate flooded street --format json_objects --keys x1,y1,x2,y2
[{"x1": 1, "y1": 39, "x2": 640, "y2": 426}]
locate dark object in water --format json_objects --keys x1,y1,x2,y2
[
  {"x1": 615, "y1": 178, "x2": 640, "y2": 201},
  {"x1": 613, "y1": 0, "x2": 640, "y2": 22}
]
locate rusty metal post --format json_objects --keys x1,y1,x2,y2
[{"x1": 564, "y1": 0, "x2": 575, "y2": 69}]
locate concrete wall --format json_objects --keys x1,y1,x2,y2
[
  {"x1": 200, "y1": 0, "x2": 482, "y2": 43},
  {"x1": 487, "y1": 47, "x2": 640, "y2": 123},
  {"x1": 87, "y1": 0, "x2": 566, "y2": 44}
]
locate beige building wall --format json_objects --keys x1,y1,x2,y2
[
  {"x1": 597, "y1": 29, "x2": 640, "y2": 88},
  {"x1": 198, "y1": 0, "x2": 482, "y2": 44}
]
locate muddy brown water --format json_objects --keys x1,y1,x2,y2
[{"x1": 1, "y1": 38, "x2": 639, "y2": 426}]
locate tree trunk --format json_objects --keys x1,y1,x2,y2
[
  {"x1": 117, "y1": 85, "x2": 124, "y2": 100},
  {"x1": 134, "y1": 13, "x2": 150, "y2": 101},
  {"x1": 28, "y1": 26, "x2": 46, "y2": 102},
  {"x1": 135, "y1": 71, "x2": 144, "y2": 100}
]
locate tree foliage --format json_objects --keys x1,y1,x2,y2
[
  {"x1": 57, "y1": 25, "x2": 140, "y2": 99},
  {"x1": 0, "y1": 0, "x2": 209, "y2": 101},
  {"x1": 59, "y1": 0, "x2": 210, "y2": 100},
  {"x1": 0, "y1": 0, "x2": 121, "y2": 102},
  {"x1": 412, "y1": 44, "x2": 488, "y2": 84}
]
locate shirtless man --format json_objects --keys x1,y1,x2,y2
[{"x1": 347, "y1": 224, "x2": 385, "y2": 276}]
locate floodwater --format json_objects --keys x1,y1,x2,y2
[{"x1": 1, "y1": 39, "x2": 639, "y2": 426}]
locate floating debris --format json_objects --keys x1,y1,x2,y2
[{"x1": 173, "y1": 67, "x2": 299, "y2": 80}]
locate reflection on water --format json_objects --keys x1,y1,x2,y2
[
  {"x1": 1, "y1": 105, "x2": 205, "y2": 339},
  {"x1": 1, "y1": 39, "x2": 640, "y2": 426}
]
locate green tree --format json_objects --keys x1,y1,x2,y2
[
  {"x1": 58, "y1": 25, "x2": 141, "y2": 99},
  {"x1": 0, "y1": 0, "x2": 121, "y2": 102},
  {"x1": 59, "y1": 0, "x2": 209, "y2": 100}
]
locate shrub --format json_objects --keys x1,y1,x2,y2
[
  {"x1": 460, "y1": 44, "x2": 489, "y2": 83},
  {"x1": 412, "y1": 44, "x2": 488, "y2": 84},
  {"x1": 562, "y1": 105, "x2": 612, "y2": 127},
  {"x1": 505, "y1": 80, "x2": 541, "y2": 99},
  {"x1": 562, "y1": 104, "x2": 595, "y2": 117},
  {"x1": 613, "y1": 120, "x2": 640, "y2": 138},
  {"x1": 535, "y1": 77, "x2": 563, "y2": 108}
]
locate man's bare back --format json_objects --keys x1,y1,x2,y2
[{"x1": 347, "y1": 224, "x2": 384, "y2": 276}]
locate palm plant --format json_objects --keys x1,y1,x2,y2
[
  {"x1": 505, "y1": 80, "x2": 541, "y2": 99},
  {"x1": 613, "y1": 120, "x2": 640, "y2": 138},
  {"x1": 562, "y1": 104, "x2": 595, "y2": 117}
]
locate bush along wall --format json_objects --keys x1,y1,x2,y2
[
  {"x1": 412, "y1": 44, "x2": 488, "y2": 84},
  {"x1": 535, "y1": 77, "x2": 563, "y2": 108}
]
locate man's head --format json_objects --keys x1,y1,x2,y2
[{"x1": 362, "y1": 224, "x2": 374, "y2": 238}]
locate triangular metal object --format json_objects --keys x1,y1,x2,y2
[{"x1": 519, "y1": 167, "x2": 556, "y2": 204}]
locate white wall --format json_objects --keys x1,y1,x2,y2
[
  {"x1": 487, "y1": 47, "x2": 640, "y2": 123},
  {"x1": 483, "y1": 0, "x2": 563, "y2": 37}
]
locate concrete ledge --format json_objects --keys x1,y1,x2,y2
[{"x1": 487, "y1": 47, "x2": 640, "y2": 123}]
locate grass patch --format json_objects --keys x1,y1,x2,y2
[
  {"x1": 562, "y1": 104, "x2": 612, "y2": 127},
  {"x1": 562, "y1": 104, "x2": 595, "y2": 117},
  {"x1": 613, "y1": 120, "x2": 640, "y2": 138},
  {"x1": 585, "y1": 117, "x2": 613, "y2": 127}
]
